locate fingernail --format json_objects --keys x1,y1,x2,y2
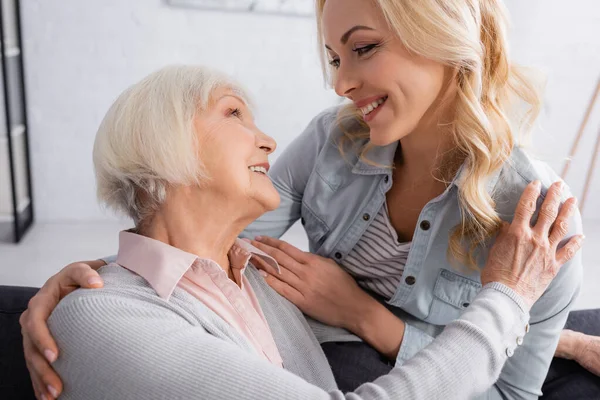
[
  {"x1": 572, "y1": 197, "x2": 578, "y2": 205},
  {"x1": 533, "y1": 180, "x2": 541, "y2": 189},
  {"x1": 255, "y1": 236, "x2": 263, "y2": 241},
  {"x1": 87, "y1": 277, "x2": 102, "y2": 286},
  {"x1": 44, "y1": 349, "x2": 57, "y2": 363},
  {"x1": 241, "y1": 238, "x2": 251, "y2": 243},
  {"x1": 557, "y1": 180, "x2": 564, "y2": 190},
  {"x1": 48, "y1": 385, "x2": 59, "y2": 398},
  {"x1": 41, "y1": 394, "x2": 49, "y2": 400},
  {"x1": 259, "y1": 270, "x2": 268, "y2": 278}
]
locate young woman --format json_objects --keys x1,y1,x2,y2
[{"x1": 21, "y1": 0, "x2": 594, "y2": 399}]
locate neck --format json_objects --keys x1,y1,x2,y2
[
  {"x1": 139, "y1": 188, "x2": 255, "y2": 277},
  {"x1": 396, "y1": 95, "x2": 461, "y2": 181}
]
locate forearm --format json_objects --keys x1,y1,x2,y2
[
  {"x1": 346, "y1": 294, "x2": 405, "y2": 360},
  {"x1": 556, "y1": 330, "x2": 600, "y2": 376}
]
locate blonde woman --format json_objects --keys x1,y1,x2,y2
[{"x1": 20, "y1": 0, "x2": 594, "y2": 398}]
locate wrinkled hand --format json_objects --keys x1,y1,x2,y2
[
  {"x1": 250, "y1": 236, "x2": 369, "y2": 330},
  {"x1": 21, "y1": 261, "x2": 104, "y2": 400},
  {"x1": 480, "y1": 180, "x2": 584, "y2": 310}
]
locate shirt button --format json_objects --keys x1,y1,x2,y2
[
  {"x1": 525, "y1": 323, "x2": 530, "y2": 333},
  {"x1": 301, "y1": 217, "x2": 306, "y2": 225},
  {"x1": 405, "y1": 276, "x2": 416, "y2": 285},
  {"x1": 506, "y1": 348, "x2": 514, "y2": 357},
  {"x1": 517, "y1": 336, "x2": 524, "y2": 346},
  {"x1": 420, "y1": 220, "x2": 431, "y2": 231},
  {"x1": 363, "y1": 213, "x2": 371, "y2": 221},
  {"x1": 334, "y1": 252, "x2": 342, "y2": 259}
]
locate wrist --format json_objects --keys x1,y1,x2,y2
[
  {"x1": 345, "y1": 294, "x2": 405, "y2": 360},
  {"x1": 343, "y1": 291, "x2": 378, "y2": 336},
  {"x1": 556, "y1": 330, "x2": 584, "y2": 360}
]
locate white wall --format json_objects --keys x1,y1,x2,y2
[
  {"x1": 21, "y1": 0, "x2": 338, "y2": 222},
  {"x1": 504, "y1": 0, "x2": 600, "y2": 219},
  {"x1": 21, "y1": 0, "x2": 600, "y2": 222}
]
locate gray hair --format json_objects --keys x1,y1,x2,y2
[{"x1": 93, "y1": 65, "x2": 249, "y2": 225}]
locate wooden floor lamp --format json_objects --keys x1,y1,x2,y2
[{"x1": 561, "y1": 77, "x2": 600, "y2": 213}]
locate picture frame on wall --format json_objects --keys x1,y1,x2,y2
[{"x1": 165, "y1": 0, "x2": 315, "y2": 17}]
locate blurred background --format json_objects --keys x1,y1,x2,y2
[{"x1": 0, "y1": 0, "x2": 599, "y2": 310}]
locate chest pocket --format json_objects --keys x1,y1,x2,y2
[
  {"x1": 300, "y1": 203, "x2": 330, "y2": 253},
  {"x1": 427, "y1": 269, "x2": 482, "y2": 325}
]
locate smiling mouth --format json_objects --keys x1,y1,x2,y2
[
  {"x1": 248, "y1": 166, "x2": 268, "y2": 175},
  {"x1": 360, "y1": 96, "x2": 388, "y2": 117}
]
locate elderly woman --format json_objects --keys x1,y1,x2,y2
[{"x1": 37, "y1": 65, "x2": 579, "y2": 400}]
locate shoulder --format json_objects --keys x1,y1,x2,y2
[
  {"x1": 48, "y1": 265, "x2": 198, "y2": 341},
  {"x1": 494, "y1": 146, "x2": 577, "y2": 214},
  {"x1": 502, "y1": 146, "x2": 568, "y2": 194},
  {"x1": 286, "y1": 105, "x2": 366, "y2": 157}
]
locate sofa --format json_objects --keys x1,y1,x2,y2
[{"x1": 1, "y1": 285, "x2": 598, "y2": 400}]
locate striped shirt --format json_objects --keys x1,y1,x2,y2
[{"x1": 342, "y1": 203, "x2": 411, "y2": 299}]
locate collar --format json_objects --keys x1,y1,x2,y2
[
  {"x1": 115, "y1": 231, "x2": 280, "y2": 300},
  {"x1": 349, "y1": 140, "x2": 502, "y2": 193}
]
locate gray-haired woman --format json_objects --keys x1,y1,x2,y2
[{"x1": 21, "y1": 65, "x2": 581, "y2": 400}]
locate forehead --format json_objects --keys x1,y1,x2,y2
[
  {"x1": 209, "y1": 87, "x2": 249, "y2": 106},
  {"x1": 322, "y1": 0, "x2": 385, "y2": 41}
]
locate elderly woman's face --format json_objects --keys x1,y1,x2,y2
[{"x1": 194, "y1": 89, "x2": 280, "y2": 213}]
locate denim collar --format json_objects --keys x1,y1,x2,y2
[{"x1": 349, "y1": 140, "x2": 502, "y2": 194}]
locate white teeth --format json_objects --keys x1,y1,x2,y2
[
  {"x1": 361, "y1": 97, "x2": 386, "y2": 116},
  {"x1": 249, "y1": 166, "x2": 267, "y2": 174}
]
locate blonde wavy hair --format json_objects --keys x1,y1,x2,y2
[{"x1": 315, "y1": 0, "x2": 543, "y2": 268}]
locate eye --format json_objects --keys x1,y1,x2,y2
[
  {"x1": 353, "y1": 44, "x2": 378, "y2": 56},
  {"x1": 227, "y1": 107, "x2": 243, "y2": 119},
  {"x1": 329, "y1": 58, "x2": 340, "y2": 69}
]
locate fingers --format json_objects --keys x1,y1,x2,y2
[
  {"x1": 23, "y1": 333, "x2": 62, "y2": 399},
  {"x1": 21, "y1": 263, "x2": 102, "y2": 371},
  {"x1": 251, "y1": 239, "x2": 305, "y2": 278},
  {"x1": 66, "y1": 262, "x2": 104, "y2": 288},
  {"x1": 251, "y1": 255, "x2": 304, "y2": 290},
  {"x1": 549, "y1": 197, "x2": 577, "y2": 248},
  {"x1": 533, "y1": 181, "x2": 564, "y2": 238},
  {"x1": 21, "y1": 287, "x2": 60, "y2": 364},
  {"x1": 249, "y1": 253, "x2": 280, "y2": 275},
  {"x1": 512, "y1": 180, "x2": 541, "y2": 228},
  {"x1": 254, "y1": 236, "x2": 307, "y2": 264},
  {"x1": 262, "y1": 273, "x2": 305, "y2": 305},
  {"x1": 555, "y1": 234, "x2": 585, "y2": 266}
]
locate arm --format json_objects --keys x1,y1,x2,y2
[
  {"x1": 489, "y1": 191, "x2": 584, "y2": 400},
  {"x1": 492, "y1": 251, "x2": 582, "y2": 399},
  {"x1": 47, "y1": 285, "x2": 529, "y2": 400},
  {"x1": 556, "y1": 329, "x2": 600, "y2": 377}
]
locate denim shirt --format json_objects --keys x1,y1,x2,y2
[{"x1": 241, "y1": 106, "x2": 583, "y2": 400}]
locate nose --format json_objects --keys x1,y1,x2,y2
[
  {"x1": 334, "y1": 64, "x2": 360, "y2": 98},
  {"x1": 255, "y1": 129, "x2": 276, "y2": 155}
]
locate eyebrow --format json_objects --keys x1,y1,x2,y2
[
  {"x1": 218, "y1": 93, "x2": 248, "y2": 106},
  {"x1": 325, "y1": 25, "x2": 375, "y2": 51}
]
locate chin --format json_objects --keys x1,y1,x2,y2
[
  {"x1": 369, "y1": 121, "x2": 412, "y2": 147},
  {"x1": 369, "y1": 128, "x2": 400, "y2": 147},
  {"x1": 256, "y1": 191, "x2": 281, "y2": 213}
]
